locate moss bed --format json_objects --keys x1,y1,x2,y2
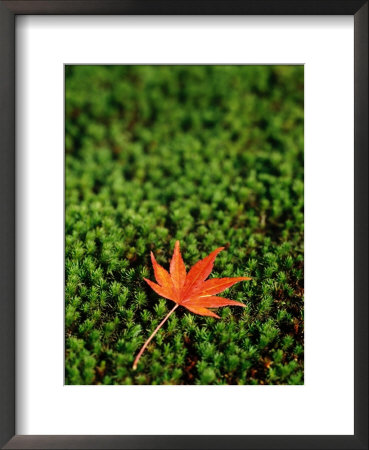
[{"x1": 65, "y1": 65, "x2": 304, "y2": 385}]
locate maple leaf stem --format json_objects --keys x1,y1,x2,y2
[{"x1": 132, "y1": 303, "x2": 179, "y2": 370}]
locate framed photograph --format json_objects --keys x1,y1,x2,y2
[{"x1": 0, "y1": 1, "x2": 367, "y2": 449}]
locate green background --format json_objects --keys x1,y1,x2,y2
[{"x1": 65, "y1": 65, "x2": 304, "y2": 385}]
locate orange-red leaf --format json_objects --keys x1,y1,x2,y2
[
  {"x1": 184, "y1": 305, "x2": 220, "y2": 319},
  {"x1": 192, "y1": 276, "x2": 251, "y2": 297},
  {"x1": 170, "y1": 241, "x2": 186, "y2": 294},
  {"x1": 182, "y1": 247, "x2": 224, "y2": 300},
  {"x1": 136, "y1": 242, "x2": 252, "y2": 370},
  {"x1": 144, "y1": 241, "x2": 251, "y2": 317},
  {"x1": 143, "y1": 278, "x2": 176, "y2": 303},
  {"x1": 184, "y1": 295, "x2": 247, "y2": 309},
  {"x1": 151, "y1": 252, "x2": 173, "y2": 288}
]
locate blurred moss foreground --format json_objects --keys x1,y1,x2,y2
[{"x1": 65, "y1": 65, "x2": 304, "y2": 385}]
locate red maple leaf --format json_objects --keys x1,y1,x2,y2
[
  {"x1": 133, "y1": 241, "x2": 251, "y2": 370},
  {"x1": 145, "y1": 240, "x2": 250, "y2": 318}
]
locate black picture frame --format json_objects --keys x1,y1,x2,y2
[{"x1": 0, "y1": 1, "x2": 367, "y2": 449}]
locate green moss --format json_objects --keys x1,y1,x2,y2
[{"x1": 65, "y1": 65, "x2": 304, "y2": 385}]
